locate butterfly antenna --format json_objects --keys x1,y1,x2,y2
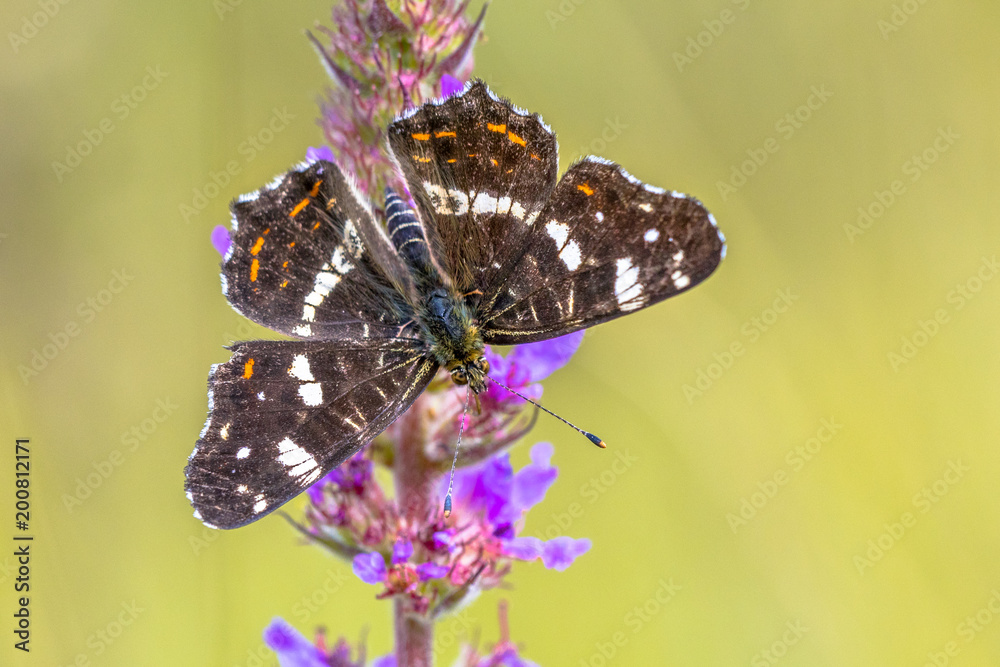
[
  {"x1": 486, "y1": 376, "x2": 606, "y2": 449},
  {"x1": 443, "y1": 387, "x2": 472, "y2": 519}
]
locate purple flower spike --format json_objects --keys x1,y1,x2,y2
[
  {"x1": 211, "y1": 225, "x2": 232, "y2": 257},
  {"x1": 371, "y1": 656, "x2": 397, "y2": 667},
  {"x1": 440, "y1": 73, "x2": 465, "y2": 97},
  {"x1": 352, "y1": 552, "x2": 387, "y2": 584},
  {"x1": 416, "y1": 563, "x2": 449, "y2": 581},
  {"x1": 511, "y1": 442, "x2": 558, "y2": 511},
  {"x1": 263, "y1": 618, "x2": 328, "y2": 667},
  {"x1": 541, "y1": 537, "x2": 591, "y2": 571},
  {"x1": 507, "y1": 330, "x2": 585, "y2": 383},
  {"x1": 392, "y1": 539, "x2": 413, "y2": 565},
  {"x1": 305, "y1": 145, "x2": 335, "y2": 163}
]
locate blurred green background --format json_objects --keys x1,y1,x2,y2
[{"x1": 3, "y1": 0, "x2": 1000, "y2": 664}]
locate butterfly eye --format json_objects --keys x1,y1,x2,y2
[
  {"x1": 475, "y1": 357, "x2": 490, "y2": 375},
  {"x1": 451, "y1": 368, "x2": 469, "y2": 385}
]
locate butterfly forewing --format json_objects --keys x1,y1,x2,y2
[
  {"x1": 224, "y1": 160, "x2": 414, "y2": 341},
  {"x1": 387, "y1": 81, "x2": 558, "y2": 294},
  {"x1": 186, "y1": 339, "x2": 436, "y2": 529},
  {"x1": 480, "y1": 157, "x2": 725, "y2": 344}
]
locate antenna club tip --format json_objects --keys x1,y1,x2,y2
[
  {"x1": 444, "y1": 495, "x2": 453, "y2": 519},
  {"x1": 584, "y1": 432, "x2": 606, "y2": 448}
]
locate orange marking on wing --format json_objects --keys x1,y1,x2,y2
[
  {"x1": 243, "y1": 358, "x2": 254, "y2": 379},
  {"x1": 250, "y1": 236, "x2": 265, "y2": 255},
  {"x1": 413, "y1": 155, "x2": 432, "y2": 163},
  {"x1": 447, "y1": 158, "x2": 457, "y2": 163},
  {"x1": 325, "y1": 198, "x2": 337, "y2": 210},
  {"x1": 312, "y1": 221, "x2": 321, "y2": 230},
  {"x1": 435, "y1": 131, "x2": 456, "y2": 138},
  {"x1": 531, "y1": 153, "x2": 541, "y2": 160},
  {"x1": 250, "y1": 258, "x2": 259, "y2": 281},
  {"x1": 288, "y1": 241, "x2": 296, "y2": 248},
  {"x1": 309, "y1": 180, "x2": 322, "y2": 197},
  {"x1": 487, "y1": 123, "x2": 506, "y2": 133},
  {"x1": 412, "y1": 132, "x2": 431, "y2": 141},
  {"x1": 263, "y1": 227, "x2": 270, "y2": 234},
  {"x1": 506, "y1": 169, "x2": 513, "y2": 174},
  {"x1": 508, "y1": 131, "x2": 526, "y2": 146},
  {"x1": 491, "y1": 158, "x2": 499, "y2": 167},
  {"x1": 577, "y1": 183, "x2": 595, "y2": 196},
  {"x1": 290, "y1": 198, "x2": 310, "y2": 217},
  {"x1": 468, "y1": 153, "x2": 478, "y2": 157},
  {"x1": 280, "y1": 280, "x2": 288, "y2": 288},
  {"x1": 282, "y1": 260, "x2": 289, "y2": 269}
]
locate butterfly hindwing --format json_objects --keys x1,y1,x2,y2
[
  {"x1": 480, "y1": 157, "x2": 726, "y2": 344},
  {"x1": 224, "y1": 160, "x2": 415, "y2": 342},
  {"x1": 185, "y1": 339, "x2": 437, "y2": 529},
  {"x1": 386, "y1": 81, "x2": 558, "y2": 294}
]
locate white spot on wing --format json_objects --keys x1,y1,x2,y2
[
  {"x1": 331, "y1": 247, "x2": 353, "y2": 274},
  {"x1": 423, "y1": 182, "x2": 470, "y2": 215},
  {"x1": 672, "y1": 270, "x2": 691, "y2": 289},
  {"x1": 472, "y1": 191, "x2": 499, "y2": 214},
  {"x1": 595, "y1": 211, "x2": 604, "y2": 222},
  {"x1": 220, "y1": 423, "x2": 231, "y2": 440},
  {"x1": 299, "y1": 382, "x2": 323, "y2": 406},
  {"x1": 644, "y1": 229, "x2": 660, "y2": 243},
  {"x1": 289, "y1": 354, "x2": 315, "y2": 381},
  {"x1": 638, "y1": 203, "x2": 653, "y2": 213},
  {"x1": 253, "y1": 495, "x2": 267, "y2": 514},
  {"x1": 546, "y1": 220, "x2": 569, "y2": 247},
  {"x1": 305, "y1": 269, "x2": 343, "y2": 307},
  {"x1": 236, "y1": 446, "x2": 250, "y2": 459},
  {"x1": 302, "y1": 305, "x2": 316, "y2": 322},
  {"x1": 276, "y1": 437, "x2": 319, "y2": 477},
  {"x1": 257, "y1": 391, "x2": 265, "y2": 401},
  {"x1": 615, "y1": 258, "x2": 643, "y2": 311},
  {"x1": 545, "y1": 219, "x2": 581, "y2": 270},
  {"x1": 560, "y1": 240, "x2": 582, "y2": 270}
]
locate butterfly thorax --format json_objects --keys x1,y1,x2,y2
[{"x1": 419, "y1": 288, "x2": 489, "y2": 393}]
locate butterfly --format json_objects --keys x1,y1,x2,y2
[{"x1": 185, "y1": 80, "x2": 725, "y2": 529}]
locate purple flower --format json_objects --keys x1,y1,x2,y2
[
  {"x1": 306, "y1": 145, "x2": 335, "y2": 163},
  {"x1": 444, "y1": 441, "x2": 589, "y2": 572},
  {"x1": 371, "y1": 656, "x2": 396, "y2": 667},
  {"x1": 502, "y1": 537, "x2": 542, "y2": 561},
  {"x1": 416, "y1": 563, "x2": 449, "y2": 581},
  {"x1": 440, "y1": 73, "x2": 465, "y2": 97},
  {"x1": 391, "y1": 539, "x2": 413, "y2": 564},
  {"x1": 507, "y1": 331, "x2": 585, "y2": 383},
  {"x1": 263, "y1": 618, "x2": 327, "y2": 667},
  {"x1": 211, "y1": 225, "x2": 231, "y2": 256},
  {"x1": 352, "y1": 552, "x2": 387, "y2": 585},
  {"x1": 540, "y1": 537, "x2": 591, "y2": 571},
  {"x1": 307, "y1": 451, "x2": 373, "y2": 502},
  {"x1": 450, "y1": 442, "x2": 559, "y2": 529},
  {"x1": 484, "y1": 331, "x2": 584, "y2": 405}
]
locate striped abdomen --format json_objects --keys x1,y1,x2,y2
[{"x1": 385, "y1": 189, "x2": 431, "y2": 272}]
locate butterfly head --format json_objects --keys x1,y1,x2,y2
[{"x1": 447, "y1": 353, "x2": 490, "y2": 393}]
